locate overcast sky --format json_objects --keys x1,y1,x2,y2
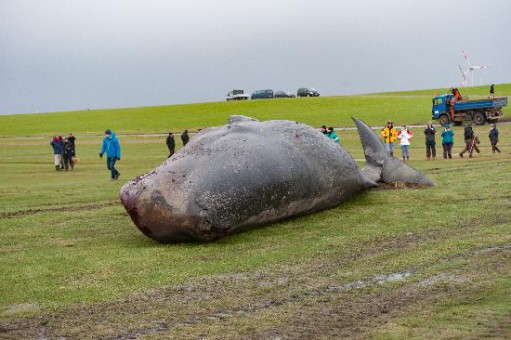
[{"x1": 1, "y1": 0, "x2": 510, "y2": 115}]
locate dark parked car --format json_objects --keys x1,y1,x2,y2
[
  {"x1": 274, "y1": 90, "x2": 296, "y2": 98},
  {"x1": 251, "y1": 89, "x2": 274, "y2": 99},
  {"x1": 297, "y1": 87, "x2": 320, "y2": 97}
]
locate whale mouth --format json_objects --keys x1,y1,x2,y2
[{"x1": 120, "y1": 181, "x2": 216, "y2": 243}]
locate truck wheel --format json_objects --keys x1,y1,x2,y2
[
  {"x1": 438, "y1": 114, "x2": 450, "y2": 126},
  {"x1": 473, "y1": 112, "x2": 487, "y2": 125}
]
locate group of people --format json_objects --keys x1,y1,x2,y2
[
  {"x1": 53, "y1": 119, "x2": 502, "y2": 180},
  {"x1": 380, "y1": 121, "x2": 414, "y2": 161},
  {"x1": 380, "y1": 120, "x2": 501, "y2": 161},
  {"x1": 166, "y1": 130, "x2": 190, "y2": 158},
  {"x1": 50, "y1": 133, "x2": 76, "y2": 171},
  {"x1": 320, "y1": 125, "x2": 340, "y2": 144}
]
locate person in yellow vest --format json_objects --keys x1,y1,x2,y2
[{"x1": 380, "y1": 120, "x2": 398, "y2": 157}]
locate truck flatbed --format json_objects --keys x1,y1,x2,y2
[{"x1": 454, "y1": 97, "x2": 508, "y2": 111}]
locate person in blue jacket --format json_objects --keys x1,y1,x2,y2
[
  {"x1": 441, "y1": 124, "x2": 454, "y2": 159},
  {"x1": 327, "y1": 127, "x2": 340, "y2": 144},
  {"x1": 99, "y1": 129, "x2": 121, "y2": 180},
  {"x1": 50, "y1": 136, "x2": 64, "y2": 171}
]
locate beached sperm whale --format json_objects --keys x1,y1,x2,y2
[{"x1": 120, "y1": 116, "x2": 435, "y2": 243}]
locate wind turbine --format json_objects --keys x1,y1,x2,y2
[
  {"x1": 458, "y1": 63, "x2": 468, "y2": 87},
  {"x1": 460, "y1": 49, "x2": 489, "y2": 87}
]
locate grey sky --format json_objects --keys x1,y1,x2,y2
[{"x1": 1, "y1": 0, "x2": 510, "y2": 114}]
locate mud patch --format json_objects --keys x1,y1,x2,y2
[
  {"x1": 371, "y1": 182, "x2": 431, "y2": 190},
  {"x1": 327, "y1": 272, "x2": 412, "y2": 292},
  {"x1": 419, "y1": 274, "x2": 470, "y2": 286}
]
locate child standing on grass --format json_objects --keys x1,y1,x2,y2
[
  {"x1": 441, "y1": 124, "x2": 454, "y2": 159},
  {"x1": 397, "y1": 125, "x2": 413, "y2": 162}
]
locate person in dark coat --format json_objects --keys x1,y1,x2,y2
[
  {"x1": 62, "y1": 138, "x2": 75, "y2": 171},
  {"x1": 489, "y1": 123, "x2": 501, "y2": 154},
  {"x1": 459, "y1": 124, "x2": 480, "y2": 158},
  {"x1": 489, "y1": 84, "x2": 495, "y2": 98},
  {"x1": 166, "y1": 132, "x2": 175, "y2": 158},
  {"x1": 424, "y1": 121, "x2": 436, "y2": 160},
  {"x1": 181, "y1": 130, "x2": 190, "y2": 146},
  {"x1": 320, "y1": 125, "x2": 328, "y2": 135},
  {"x1": 67, "y1": 133, "x2": 76, "y2": 156}
]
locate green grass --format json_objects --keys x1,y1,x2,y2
[
  {"x1": 0, "y1": 85, "x2": 510, "y2": 338},
  {"x1": 0, "y1": 83, "x2": 509, "y2": 137}
]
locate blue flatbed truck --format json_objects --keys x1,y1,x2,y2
[{"x1": 431, "y1": 94, "x2": 508, "y2": 126}]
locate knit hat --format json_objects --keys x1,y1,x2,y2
[
  {"x1": 105, "y1": 129, "x2": 112, "y2": 135},
  {"x1": 445, "y1": 124, "x2": 450, "y2": 128}
]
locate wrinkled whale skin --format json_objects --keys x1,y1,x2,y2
[{"x1": 120, "y1": 117, "x2": 376, "y2": 242}]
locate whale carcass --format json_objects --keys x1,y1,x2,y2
[{"x1": 120, "y1": 116, "x2": 434, "y2": 243}]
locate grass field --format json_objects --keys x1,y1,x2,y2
[
  {"x1": 1, "y1": 85, "x2": 510, "y2": 339},
  {"x1": 0, "y1": 83, "x2": 510, "y2": 137}
]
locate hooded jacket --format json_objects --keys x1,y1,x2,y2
[
  {"x1": 380, "y1": 126, "x2": 397, "y2": 143},
  {"x1": 328, "y1": 131, "x2": 340, "y2": 144},
  {"x1": 100, "y1": 132, "x2": 121, "y2": 159},
  {"x1": 398, "y1": 129, "x2": 413, "y2": 146},
  {"x1": 441, "y1": 128, "x2": 454, "y2": 144}
]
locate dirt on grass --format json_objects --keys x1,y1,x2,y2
[
  {"x1": 1, "y1": 216, "x2": 510, "y2": 339},
  {"x1": 0, "y1": 201, "x2": 119, "y2": 219}
]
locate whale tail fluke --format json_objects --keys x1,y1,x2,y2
[{"x1": 352, "y1": 117, "x2": 436, "y2": 187}]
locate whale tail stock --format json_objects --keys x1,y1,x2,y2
[{"x1": 352, "y1": 117, "x2": 436, "y2": 187}]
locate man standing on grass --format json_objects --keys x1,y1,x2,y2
[
  {"x1": 181, "y1": 129, "x2": 190, "y2": 147},
  {"x1": 380, "y1": 120, "x2": 397, "y2": 157},
  {"x1": 424, "y1": 121, "x2": 436, "y2": 160},
  {"x1": 99, "y1": 129, "x2": 121, "y2": 180},
  {"x1": 166, "y1": 132, "x2": 175, "y2": 158},
  {"x1": 489, "y1": 123, "x2": 501, "y2": 154},
  {"x1": 68, "y1": 133, "x2": 76, "y2": 156}
]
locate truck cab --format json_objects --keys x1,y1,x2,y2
[{"x1": 431, "y1": 94, "x2": 453, "y2": 125}]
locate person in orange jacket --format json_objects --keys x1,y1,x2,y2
[{"x1": 380, "y1": 120, "x2": 398, "y2": 157}]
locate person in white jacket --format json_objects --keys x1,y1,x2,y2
[{"x1": 398, "y1": 125, "x2": 413, "y2": 162}]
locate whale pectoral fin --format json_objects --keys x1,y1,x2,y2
[
  {"x1": 228, "y1": 115, "x2": 259, "y2": 124},
  {"x1": 352, "y1": 117, "x2": 436, "y2": 187}
]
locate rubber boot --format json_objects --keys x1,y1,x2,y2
[{"x1": 55, "y1": 165, "x2": 59, "y2": 171}]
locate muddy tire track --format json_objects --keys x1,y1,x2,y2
[
  {"x1": 1, "y1": 209, "x2": 509, "y2": 340},
  {"x1": 0, "y1": 201, "x2": 120, "y2": 219}
]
